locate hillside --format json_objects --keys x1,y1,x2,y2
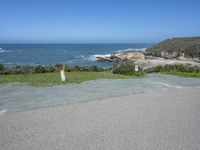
[{"x1": 146, "y1": 37, "x2": 200, "y2": 60}]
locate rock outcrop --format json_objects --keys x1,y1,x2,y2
[
  {"x1": 96, "y1": 51, "x2": 145, "y2": 62},
  {"x1": 146, "y1": 37, "x2": 200, "y2": 60},
  {"x1": 96, "y1": 37, "x2": 200, "y2": 70}
]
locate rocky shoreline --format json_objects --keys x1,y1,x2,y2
[
  {"x1": 96, "y1": 50, "x2": 200, "y2": 70},
  {"x1": 96, "y1": 37, "x2": 200, "y2": 70}
]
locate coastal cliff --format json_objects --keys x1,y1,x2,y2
[
  {"x1": 146, "y1": 37, "x2": 200, "y2": 60},
  {"x1": 96, "y1": 37, "x2": 200, "y2": 70},
  {"x1": 96, "y1": 51, "x2": 145, "y2": 62}
]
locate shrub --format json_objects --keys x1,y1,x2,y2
[
  {"x1": 154, "y1": 65, "x2": 163, "y2": 72},
  {"x1": 89, "y1": 65, "x2": 98, "y2": 72},
  {"x1": 34, "y1": 65, "x2": 46, "y2": 73},
  {"x1": 0, "y1": 64, "x2": 5, "y2": 71},
  {"x1": 71, "y1": 65, "x2": 81, "y2": 71},
  {"x1": 55, "y1": 64, "x2": 63, "y2": 71},
  {"x1": 3, "y1": 69, "x2": 12, "y2": 75},
  {"x1": 174, "y1": 64, "x2": 186, "y2": 72},
  {"x1": 9, "y1": 66, "x2": 34, "y2": 74},
  {"x1": 89, "y1": 65, "x2": 104, "y2": 72},
  {"x1": 45, "y1": 65, "x2": 56, "y2": 73},
  {"x1": 148, "y1": 64, "x2": 200, "y2": 73},
  {"x1": 80, "y1": 66, "x2": 90, "y2": 72},
  {"x1": 112, "y1": 65, "x2": 137, "y2": 75}
]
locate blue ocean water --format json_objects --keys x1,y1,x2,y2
[{"x1": 0, "y1": 44, "x2": 152, "y2": 67}]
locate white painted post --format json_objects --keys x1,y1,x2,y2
[
  {"x1": 135, "y1": 65, "x2": 139, "y2": 72},
  {"x1": 60, "y1": 65, "x2": 66, "y2": 82}
]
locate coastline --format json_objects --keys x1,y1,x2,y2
[{"x1": 1, "y1": 87, "x2": 200, "y2": 150}]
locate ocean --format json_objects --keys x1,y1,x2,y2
[{"x1": 0, "y1": 44, "x2": 152, "y2": 67}]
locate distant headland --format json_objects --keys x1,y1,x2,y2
[{"x1": 97, "y1": 37, "x2": 200, "y2": 70}]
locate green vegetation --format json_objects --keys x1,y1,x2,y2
[
  {"x1": 161, "y1": 71, "x2": 200, "y2": 78},
  {"x1": 1, "y1": 63, "x2": 200, "y2": 86},
  {"x1": 147, "y1": 64, "x2": 200, "y2": 73},
  {"x1": 112, "y1": 64, "x2": 145, "y2": 76},
  {"x1": 0, "y1": 64, "x2": 106, "y2": 75},
  {"x1": 146, "y1": 37, "x2": 200, "y2": 59},
  {"x1": 0, "y1": 64, "x2": 145, "y2": 86},
  {"x1": 146, "y1": 64, "x2": 200, "y2": 78},
  {"x1": 0, "y1": 72, "x2": 143, "y2": 86}
]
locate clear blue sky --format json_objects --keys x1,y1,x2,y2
[{"x1": 0, "y1": 0, "x2": 200, "y2": 43}]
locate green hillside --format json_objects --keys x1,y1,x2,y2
[{"x1": 146, "y1": 37, "x2": 200, "y2": 59}]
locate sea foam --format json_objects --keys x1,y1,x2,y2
[
  {"x1": 0, "y1": 48, "x2": 23, "y2": 53},
  {"x1": 117, "y1": 48, "x2": 147, "y2": 53},
  {"x1": 0, "y1": 49, "x2": 7, "y2": 53},
  {"x1": 87, "y1": 54, "x2": 111, "y2": 61},
  {"x1": 0, "y1": 49, "x2": 11, "y2": 53}
]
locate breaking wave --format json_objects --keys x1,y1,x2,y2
[
  {"x1": 86, "y1": 54, "x2": 112, "y2": 61},
  {"x1": 0, "y1": 49, "x2": 7, "y2": 53},
  {"x1": 0, "y1": 48, "x2": 11, "y2": 53},
  {"x1": 0, "y1": 48, "x2": 23, "y2": 53},
  {"x1": 117, "y1": 48, "x2": 147, "y2": 53}
]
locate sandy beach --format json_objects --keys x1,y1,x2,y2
[{"x1": 0, "y1": 87, "x2": 200, "y2": 150}]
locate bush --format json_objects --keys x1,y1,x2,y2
[
  {"x1": 154, "y1": 65, "x2": 163, "y2": 72},
  {"x1": 0, "y1": 64, "x2": 5, "y2": 71},
  {"x1": 112, "y1": 65, "x2": 137, "y2": 75},
  {"x1": 34, "y1": 65, "x2": 46, "y2": 73},
  {"x1": 55, "y1": 64, "x2": 63, "y2": 71},
  {"x1": 3, "y1": 69, "x2": 12, "y2": 75},
  {"x1": 89, "y1": 65, "x2": 98, "y2": 72},
  {"x1": 148, "y1": 64, "x2": 200, "y2": 73},
  {"x1": 45, "y1": 65, "x2": 56, "y2": 73},
  {"x1": 88, "y1": 65, "x2": 104, "y2": 72},
  {"x1": 174, "y1": 64, "x2": 186, "y2": 72},
  {"x1": 10, "y1": 66, "x2": 33, "y2": 74},
  {"x1": 71, "y1": 65, "x2": 81, "y2": 71},
  {"x1": 0, "y1": 64, "x2": 107, "y2": 75}
]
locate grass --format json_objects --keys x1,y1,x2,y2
[
  {"x1": 0, "y1": 71, "x2": 144, "y2": 86},
  {"x1": 161, "y1": 71, "x2": 200, "y2": 78}
]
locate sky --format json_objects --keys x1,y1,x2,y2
[{"x1": 0, "y1": 0, "x2": 200, "y2": 43}]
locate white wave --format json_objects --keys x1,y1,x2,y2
[
  {"x1": 5, "y1": 62, "x2": 13, "y2": 65},
  {"x1": 117, "y1": 48, "x2": 147, "y2": 53},
  {"x1": 0, "y1": 49, "x2": 11, "y2": 53},
  {"x1": 76, "y1": 55, "x2": 85, "y2": 58},
  {"x1": 0, "y1": 49, "x2": 23, "y2": 53},
  {"x1": 94, "y1": 54, "x2": 111, "y2": 58},
  {"x1": 86, "y1": 54, "x2": 111, "y2": 61},
  {"x1": 0, "y1": 50, "x2": 7, "y2": 53},
  {"x1": 16, "y1": 50, "x2": 23, "y2": 52}
]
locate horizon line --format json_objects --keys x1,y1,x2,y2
[{"x1": 0, "y1": 42, "x2": 155, "y2": 44}]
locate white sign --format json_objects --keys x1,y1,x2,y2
[{"x1": 135, "y1": 65, "x2": 139, "y2": 72}]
